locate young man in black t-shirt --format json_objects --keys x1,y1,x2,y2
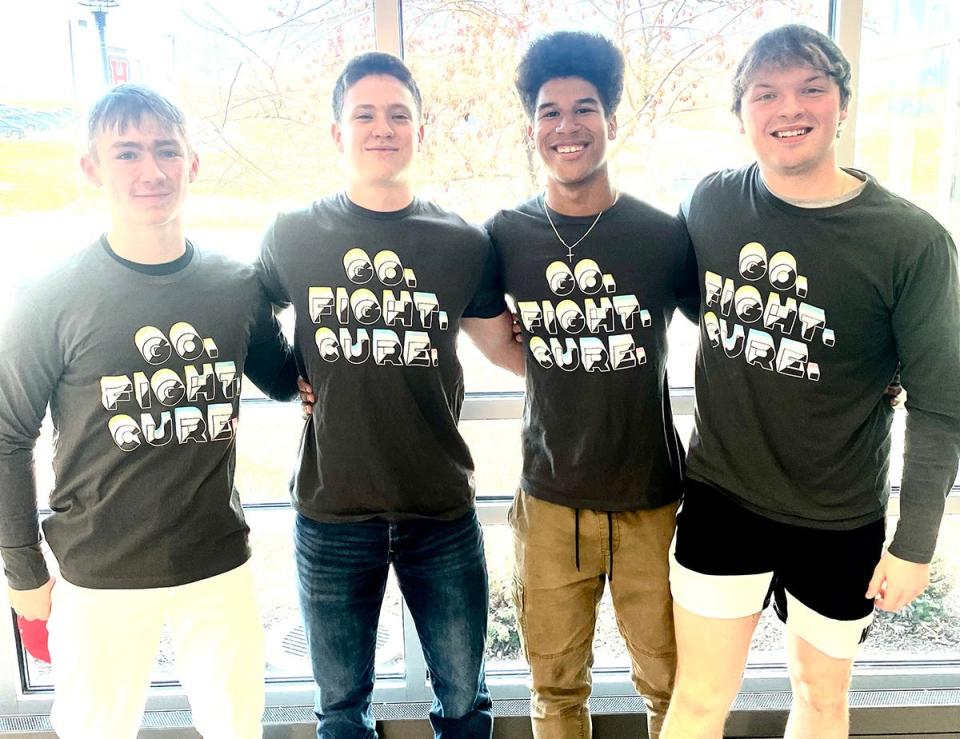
[
  {"x1": 662, "y1": 25, "x2": 960, "y2": 739},
  {"x1": 258, "y1": 53, "x2": 521, "y2": 738},
  {"x1": 486, "y1": 33, "x2": 694, "y2": 739},
  {"x1": 0, "y1": 85, "x2": 298, "y2": 739}
]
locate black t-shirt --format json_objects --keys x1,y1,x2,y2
[
  {"x1": 258, "y1": 192, "x2": 505, "y2": 521},
  {"x1": 683, "y1": 164, "x2": 960, "y2": 562},
  {"x1": 0, "y1": 243, "x2": 297, "y2": 589},
  {"x1": 487, "y1": 194, "x2": 692, "y2": 511}
]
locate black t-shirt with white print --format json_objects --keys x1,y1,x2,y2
[
  {"x1": 258, "y1": 192, "x2": 506, "y2": 522},
  {"x1": 0, "y1": 242, "x2": 298, "y2": 590},
  {"x1": 487, "y1": 194, "x2": 693, "y2": 511},
  {"x1": 683, "y1": 163, "x2": 960, "y2": 563}
]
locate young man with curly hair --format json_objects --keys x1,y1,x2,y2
[
  {"x1": 663, "y1": 25, "x2": 960, "y2": 739},
  {"x1": 486, "y1": 31, "x2": 695, "y2": 738}
]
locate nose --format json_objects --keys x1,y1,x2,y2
[
  {"x1": 372, "y1": 115, "x2": 395, "y2": 139},
  {"x1": 138, "y1": 153, "x2": 166, "y2": 183},
  {"x1": 776, "y1": 91, "x2": 805, "y2": 119},
  {"x1": 555, "y1": 113, "x2": 580, "y2": 133}
]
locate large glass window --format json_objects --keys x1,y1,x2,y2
[
  {"x1": 856, "y1": 0, "x2": 960, "y2": 234},
  {"x1": 5, "y1": 0, "x2": 960, "y2": 722}
]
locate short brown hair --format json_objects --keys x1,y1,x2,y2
[
  {"x1": 732, "y1": 25, "x2": 851, "y2": 116},
  {"x1": 331, "y1": 52, "x2": 422, "y2": 122},
  {"x1": 87, "y1": 84, "x2": 190, "y2": 158}
]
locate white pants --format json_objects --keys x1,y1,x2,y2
[{"x1": 48, "y1": 562, "x2": 265, "y2": 739}]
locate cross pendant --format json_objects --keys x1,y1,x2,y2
[{"x1": 566, "y1": 247, "x2": 575, "y2": 263}]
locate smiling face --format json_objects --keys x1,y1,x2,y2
[
  {"x1": 531, "y1": 76, "x2": 616, "y2": 191},
  {"x1": 738, "y1": 63, "x2": 846, "y2": 185},
  {"x1": 81, "y1": 115, "x2": 198, "y2": 231},
  {"x1": 332, "y1": 74, "x2": 423, "y2": 192}
]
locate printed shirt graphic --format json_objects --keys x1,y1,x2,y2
[
  {"x1": 684, "y1": 165, "x2": 960, "y2": 562},
  {"x1": 258, "y1": 193, "x2": 505, "y2": 522},
  {"x1": 100, "y1": 321, "x2": 241, "y2": 452},
  {"x1": 488, "y1": 194, "x2": 692, "y2": 512},
  {"x1": 0, "y1": 244, "x2": 295, "y2": 589},
  {"x1": 309, "y1": 246, "x2": 449, "y2": 368},
  {"x1": 701, "y1": 241, "x2": 835, "y2": 382}
]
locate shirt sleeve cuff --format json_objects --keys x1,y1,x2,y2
[{"x1": 2, "y1": 544, "x2": 51, "y2": 590}]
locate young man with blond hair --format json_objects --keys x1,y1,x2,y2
[{"x1": 0, "y1": 84, "x2": 298, "y2": 738}]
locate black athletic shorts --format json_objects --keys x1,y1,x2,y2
[{"x1": 669, "y1": 478, "x2": 885, "y2": 659}]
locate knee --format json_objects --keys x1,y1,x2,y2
[
  {"x1": 791, "y1": 674, "x2": 849, "y2": 717},
  {"x1": 669, "y1": 675, "x2": 737, "y2": 721},
  {"x1": 789, "y1": 660, "x2": 850, "y2": 717},
  {"x1": 433, "y1": 674, "x2": 488, "y2": 719}
]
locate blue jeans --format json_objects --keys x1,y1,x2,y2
[{"x1": 294, "y1": 509, "x2": 493, "y2": 739}]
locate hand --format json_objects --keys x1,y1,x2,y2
[
  {"x1": 866, "y1": 551, "x2": 929, "y2": 612},
  {"x1": 511, "y1": 311, "x2": 522, "y2": 344},
  {"x1": 884, "y1": 382, "x2": 904, "y2": 408},
  {"x1": 297, "y1": 376, "x2": 315, "y2": 419},
  {"x1": 8, "y1": 577, "x2": 54, "y2": 621}
]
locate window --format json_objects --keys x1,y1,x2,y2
[{"x1": 3, "y1": 0, "x2": 959, "y2": 729}]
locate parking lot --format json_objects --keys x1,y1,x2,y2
[{"x1": 0, "y1": 103, "x2": 74, "y2": 139}]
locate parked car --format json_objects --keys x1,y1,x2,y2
[{"x1": 0, "y1": 120, "x2": 25, "y2": 139}]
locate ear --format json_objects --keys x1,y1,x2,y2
[
  {"x1": 736, "y1": 112, "x2": 745, "y2": 135},
  {"x1": 80, "y1": 153, "x2": 102, "y2": 187},
  {"x1": 331, "y1": 121, "x2": 343, "y2": 153},
  {"x1": 417, "y1": 123, "x2": 424, "y2": 148},
  {"x1": 607, "y1": 114, "x2": 617, "y2": 141},
  {"x1": 526, "y1": 123, "x2": 534, "y2": 141},
  {"x1": 839, "y1": 105, "x2": 849, "y2": 123},
  {"x1": 188, "y1": 151, "x2": 199, "y2": 183}
]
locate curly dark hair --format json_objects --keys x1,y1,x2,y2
[
  {"x1": 732, "y1": 24, "x2": 852, "y2": 116},
  {"x1": 515, "y1": 32, "x2": 624, "y2": 119},
  {"x1": 331, "y1": 52, "x2": 423, "y2": 122}
]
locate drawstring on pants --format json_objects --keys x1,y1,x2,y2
[
  {"x1": 607, "y1": 512, "x2": 613, "y2": 582},
  {"x1": 572, "y1": 508, "x2": 615, "y2": 581},
  {"x1": 574, "y1": 508, "x2": 580, "y2": 571}
]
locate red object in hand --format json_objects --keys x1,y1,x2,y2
[{"x1": 16, "y1": 615, "x2": 50, "y2": 663}]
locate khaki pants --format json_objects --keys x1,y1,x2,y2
[{"x1": 510, "y1": 489, "x2": 678, "y2": 739}]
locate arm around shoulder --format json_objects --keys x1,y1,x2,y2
[
  {"x1": 243, "y1": 290, "x2": 299, "y2": 402},
  {"x1": 462, "y1": 310, "x2": 525, "y2": 376}
]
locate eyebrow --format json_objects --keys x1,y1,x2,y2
[
  {"x1": 110, "y1": 139, "x2": 181, "y2": 149},
  {"x1": 350, "y1": 103, "x2": 414, "y2": 113},
  {"x1": 536, "y1": 97, "x2": 601, "y2": 113},
  {"x1": 752, "y1": 75, "x2": 827, "y2": 89}
]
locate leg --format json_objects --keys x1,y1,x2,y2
[
  {"x1": 776, "y1": 518, "x2": 884, "y2": 738},
  {"x1": 510, "y1": 489, "x2": 607, "y2": 739},
  {"x1": 47, "y1": 579, "x2": 164, "y2": 739},
  {"x1": 294, "y1": 513, "x2": 390, "y2": 739},
  {"x1": 166, "y1": 562, "x2": 266, "y2": 739},
  {"x1": 608, "y1": 502, "x2": 679, "y2": 739},
  {"x1": 784, "y1": 631, "x2": 852, "y2": 739},
  {"x1": 662, "y1": 481, "x2": 776, "y2": 739},
  {"x1": 394, "y1": 510, "x2": 493, "y2": 738},
  {"x1": 660, "y1": 604, "x2": 759, "y2": 739}
]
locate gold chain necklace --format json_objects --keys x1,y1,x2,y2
[{"x1": 542, "y1": 196, "x2": 604, "y2": 263}]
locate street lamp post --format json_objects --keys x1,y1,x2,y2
[{"x1": 78, "y1": 1, "x2": 119, "y2": 86}]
